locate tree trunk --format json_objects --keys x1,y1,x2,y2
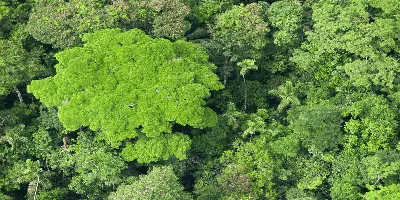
[{"x1": 14, "y1": 87, "x2": 24, "y2": 104}]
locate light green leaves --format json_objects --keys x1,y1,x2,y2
[
  {"x1": 238, "y1": 59, "x2": 258, "y2": 77},
  {"x1": 364, "y1": 184, "x2": 400, "y2": 200},
  {"x1": 121, "y1": 133, "x2": 191, "y2": 163},
  {"x1": 109, "y1": 166, "x2": 192, "y2": 200},
  {"x1": 28, "y1": 28, "x2": 223, "y2": 163},
  {"x1": 267, "y1": 0, "x2": 304, "y2": 47},
  {"x1": 343, "y1": 94, "x2": 397, "y2": 153},
  {"x1": 0, "y1": 1, "x2": 10, "y2": 21}
]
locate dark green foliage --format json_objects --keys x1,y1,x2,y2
[
  {"x1": 0, "y1": 35, "x2": 45, "y2": 97},
  {"x1": 27, "y1": 0, "x2": 192, "y2": 49},
  {"x1": 27, "y1": 0, "x2": 121, "y2": 48},
  {"x1": 0, "y1": 0, "x2": 31, "y2": 38},
  {"x1": 1, "y1": 0, "x2": 400, "y2": 199},
  {"x1": 288, "y1": 104, "x2": 343, "y2": 157},
  {"x1": 292, "y1": 0, "x2": 400, "y2": 89},
  {"x1": 66, "y1": 132, "x2": 126, "y2": 198}
]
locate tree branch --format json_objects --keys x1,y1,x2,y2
[{"x1": 0, "y1": 115, "x2": 10, "y2": 127}]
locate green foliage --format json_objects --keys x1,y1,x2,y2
[
  {"x1": 286, "y1": 188, "x2": 318, "y2": 200},
  {"x1": 330, "y1": 152, "x2": 362, "y2": 200},
  {"x1": 121, "y1": 132, "x2": 191, "y2": 163},
  {"x1": 0, "y1": 1, "x2": 9, "y2": 20},
  {"x1": 193, "y1": 107, "x2": 281, "y2": 199},
  {"x1": 267, "y1": 0, "x2": 304, "y2": 47},
  {"x1": 2, "y1": 0, "x2": 400, "y2": 198},
  {"x1": 360, "y1": 150, "x2": 400, "y2": 190},
  {"x1": 343, "y1": 94, "x2": 397, "y2": 153},
  {"x1": 28, "y1": 0, "x2": 115, "y2": 48},
  {"x1": 191, "y1": 118, "x2": 229, "y2": 158},
  {"x1": 193, "y1": 159, "x2": 226, "y2": 199},
  {"x1": 0, "y1": 159, "x2": 41, "y2": 191},
  {"x1": 35, "y1": 188, "x2": 69, "y2": 200},
  {"x1": 288, "y1": 104, "x2": 343, "y2": 157},
  {"x1": 292, "y1": 0, "x2": 400, "y2": 89},
  {"x1": 269, "y1": 81, "x2": 301, "y2": 111},
  {"x1": 0, "y1": 0, "x2": 31, "y2": 38},
  {"x1": 364, "y1": 184, "x2": 400, "y2": 200},
  {"x1": 220, "y1": 136, "x2": 277, "y2": 199},
  {"x1": 27, "y1": 0, "x2": 191, "y2": 48},
  {"x1": 67, "y1": 132, "x2": 126, "y2": 198},
  {"x1": 270, "y1": 133, "x2": 299, "y2": 158},
  {"x1": 0, "y1": 193, "x2": 13, "y2": 200},
  {"x1": 143, "y1": 0, "x2": 191, "y2": 39},
  {"x1": 238, "y1": 59, "x2": 258, "y2": 77},
  {"x1": 0, "y1": 103, "x2": 40, "y2": 191},
  {"x1": 262, "y1": 0, "x2": 305, "y2": 73},
  {"x1": 210, "y1": 2, "x2": 269, "y2": 84},
  {"x1": 212, "y1": 3, "x2": 269, "y2": 61},
  {"x1": 296, "y1": 157, "x2": 329, "y2": 190},
  {"x1": 28, "y1": 28, "x2": 223, "y2": 163},
  {"x1": 109, "y1": 165, "x2": 192, "y2": 200},
  {"x1": 190, "y1": 0, "x2": 235, "y2": 24},
  {"x1": 0, "y1": 37, "x2": 44, "y2": 96}
]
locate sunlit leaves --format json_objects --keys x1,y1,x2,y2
[
  {"x1": 109, "y1": 166, "x2": 192, "y2": 200},
  {"x1": 343, "y1": 94, "x2": 397, "y2": 153},
  {"x1": 28, "y1": 28, "x2": 223, "y2": 162},
  {"x1": 267, "y1": 0, "x2": 304, "y2": 47},
  {"x1": 121, "y1": 133, "x2": 191, "y2": 163},
  {"x1": 364, "y1": 184, "x2": 400, "y2": 200}
]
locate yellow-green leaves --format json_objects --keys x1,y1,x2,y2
[
  {"x1": 28, "y1": 28, "x2": 223, "y2": 163},
  {"x1": 121, "y1": 133, "x2": 191, "y2": 163},
  {"x1": 0, "y1": 1, "x2": 10, "y2": 21},
  {"x1": 364, "y1": 184, "x2": 400, "y2": 200},
  {"x1": 343, "y1": 94, "x2": 397, "y2": 153}
]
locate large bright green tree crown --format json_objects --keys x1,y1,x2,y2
[{"x1": 28, "y1": 28, "x2": 223, "y2": 162}]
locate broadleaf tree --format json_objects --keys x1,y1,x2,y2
[{"x1": 28, "y1": 28, "x2": 223, "y2": 163}]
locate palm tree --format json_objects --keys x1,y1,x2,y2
[{"x1": 269, "y1": 81, "x2": 300, "y2": 111}]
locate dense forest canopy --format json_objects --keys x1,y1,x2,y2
[{"x1": 1, "y1": 0, "x2": 400, "y2": 199}]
